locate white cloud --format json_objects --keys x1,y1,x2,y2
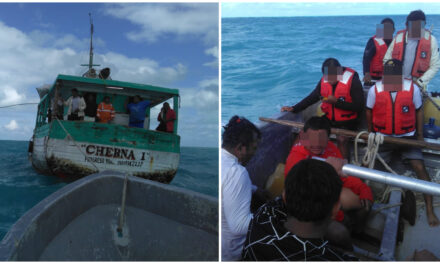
[
  {"x1": 181, "y1": 78, "x2": 218, "y2": 110},
  {"x1": 0, "y1": 21, "x2": 187, "y2": 108},
  {"x1": 204, "y1": 46, "x2": 218, "y2": 68},
  {"x1": 0, "y1": 86, "x2": 25, "y2": 105},
  {"x1": 5, "y1": 120, "x2": 19, "y2": 131},
  {"x1": 104, "y1": 3, "x2": 218, "y2": 45}
]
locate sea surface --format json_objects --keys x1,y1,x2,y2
[
  {"x1": 0, "y1": 140, "x2": 218, "y2": 240},
  {"x1": 222, "y1": 15, "x2": 440, "y2": 125}
]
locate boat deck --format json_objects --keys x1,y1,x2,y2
[{"x1": 40, "y1": 204, "x2": 217, "y2": 261}]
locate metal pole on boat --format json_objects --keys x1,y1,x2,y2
[
  {"x1": 117, "y1": 173, "x2": 129, "y2": 236},
  {"x1": 312, "y1": 157, "x2": 440, "y2": 196},
  {"x1": 342, "y1": 164, "x2": 440, "y2": 197}
]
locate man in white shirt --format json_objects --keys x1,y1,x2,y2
[
  {"x1": 383, "y1": 10, "x2": 440, "y2": 88},
  {"x1": 366, "y1": 59, "x2": 439, "y2": 226},
  {"x1": 221, "y1": 115, "x2": 261, "y2": 261}
]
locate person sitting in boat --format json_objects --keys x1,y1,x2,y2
[
  {"x1": 281, "y1": 58, "x2": 364, "y2": 160},
  {"x1": 242, "y1": 159, "x2": 358, "y2": 261},
  {"x1": 84, "y1": 93, "x2": 97, "y2": 122},
  {"x1": 284, "y1": 116, "x2": 373, "y2": 247},
  {"x1": 383, "y1": 10, "x2": 440, "y2": 89},
  {"x1": 63, "y1": 88, "x2": 86, "y2": 121},
  {"x1": 363, "y1": 18, "x2": 395, "y2": 87},
  {"x1": 96, "y1": 96, "x2": 115, "y2": 124},
  {"x1": 126, "y1": 95, "x2": 150, "y2": 128},
  {"x1": 366, "y1": 59, "x2": 440, "y2": 226},
  {"x1": 222, "y1": 115, "x2": 265, "y2": 261},
  {"x1": 156, "y1": 102, "x2": 176, "y2": 133}
]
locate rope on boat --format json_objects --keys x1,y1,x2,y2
[
  {"x1": 354, "y1": 131, "x2": 402, "y2": 203},
  {"x1": 0, "y1": 103, "x2": 38, "y2": 108},
  {"x1": 55, "y1": 118, "x2": 100, "y2": 171}
]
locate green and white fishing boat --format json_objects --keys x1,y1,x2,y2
[{"x1": 28, "y1": 19, "x2": 180, "y2": 183}]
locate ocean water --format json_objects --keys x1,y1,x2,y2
[
  {"x1": 222, "y1": 15, "x2": 440, "y2": 125},
  {"x1": 0, "y1": 140, "x2": 218, "y2": 240}
]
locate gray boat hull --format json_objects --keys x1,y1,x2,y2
[{"x1": 0, "y1": 171, "x2": 218, "y2": 261}]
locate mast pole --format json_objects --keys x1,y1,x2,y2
[{"x1": 88, "y1": 12, "x2": 94, "y2": 72}]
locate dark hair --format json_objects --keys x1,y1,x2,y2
[
  {"x1": 222, "y1": 115, "x2": 261, "y2": 149},
  {"x1": 71, "y1": 88, "x2": 78, "y2": 93},
  {"x1": 303, "y1": 116, "x2": 331, "y2": 136},
  {"x1": 381, "y1": 18, "x2": 395, "y2": 27},
  {"x1": 103, "y1": 96, "x2": 110, "y2": 100},
  {"x1": 285, "y1": 159, "x2": 342, "y2": 222},
  {"x1": 384, "y1": 59, "x2": 403, "y2": 75},
  {"x1": 321, "y1": 58, "x2": 341, "y2": 74},
  {"x1": 407, "y1": 10, "x2": 426, "y2": 23}
]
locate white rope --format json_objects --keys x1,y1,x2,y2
[
  {"x1": 354, "y1": 131, "x2": 401, "y2": 203},
  {"x1": 55, "y1": 118, "x2": 100, "y2": 171},
  {"x1": 0, "y1": 102, "x2": 38, "y2": 108}
]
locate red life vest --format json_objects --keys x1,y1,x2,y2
[
  {"x1": 320, "y1": 67, "x2": 358, "y2": 122},
  {"x1": 372, "y1": 79, "x2": 416, "y2": 135},
  {"x1": 370, "y1": 36, "x2": 388, "y2": 78},
  {"x1": 391, "y1": 29, "x2": 431, "y2": 78}
]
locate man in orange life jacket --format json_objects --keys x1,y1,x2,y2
[
  {"x1": 281, "y1": 58, "x2": 364, "y2": 159},
  {"x1": 96, "y1": 96, "x2": 115, "y2": 124},
  {"x1": 366, "y1": 59, "x2": 439, "y2": 226},
  {"x1": 383, "y1": 10, "x2": 440, "y2": 89},
  {"x1": 284, "y1": 116, "x2": 373, "y2": 249},
  {"x1": 363, "y1": 18, "x2": 395, "y2": 86}
]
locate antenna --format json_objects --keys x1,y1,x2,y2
[{"x1": 81, "y1": 13, "x2": 100, "y2": 77}]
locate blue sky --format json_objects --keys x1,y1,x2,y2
[
  {"x1": 222, "y1": 2, "x2": 440, "y2": 17},
  {"x1": 0, "y1": 3, "x2": 218, "y2": 147}
]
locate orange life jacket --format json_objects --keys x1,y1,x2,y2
[
  {"x1": 391, "y1": 29, "x2": 431, "y2": 78},
  {"x1": 372, "y1": 79, "x2": 416, "y2": 135},
  {"x1": 97, "y1": 102, "x2": 115, "y2": 123},
  {"x1": 370, "y1": 36, "x2": 388, "y2": 78},
  {"x1": 320, "y1": 67, "x2": 358, "y2": 122}
]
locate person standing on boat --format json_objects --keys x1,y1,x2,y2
[
  {"x1": 222, "y1": 116, "x2": 262, "y2": 261},
  {"x1": 157, "y1": 102, "x2": 176, "y2": 133},
  {"x1": 84, "y1": 93, "x2": 97, "y2": 122},
  {"x1": 383, "y1": 10, "x2": 440, "y2": 89},
  {"x1": 284, "y1": 116, "x2": 373, "y2": 247},
  {"x1": 126, "y1": 95, "x2": 150, "y2": 128},
  {"x1": 281, "y1": 58, "x2": 364, "y2": 159},
  {"x1": 96, "y1": 96, "x2": 115, "y2": 124},
  {"x1": 63, "y1": 88, "x2": 86, "y2": 121},
  {"x1": 363, "y1": 18, "x2": 395, "y2": 87},
  {"x1": 366, "y1": 59, "x2": 439, "y2": 226},
  {"x1": 242, "y1": 159, "x2": 358, "y2": 261}
]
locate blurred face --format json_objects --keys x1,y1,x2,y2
[
  {"x1": 133, "y1": 96, "x2": 141, "y2": 103},
  {"x1": 164, "y1": 103, "x2": 170, "y2": 110},
  {"x1": 301, "y1": 129, "x2": 329, "y2": 155},
  {"x1": 383, "y1": 74, "x2": 403, "y2": 92},
  {"x1": 104, "y1": 97, "x2": 110, "y2": 104},
  {"x1": 408, "y1": 20, "x2": 425, "y2": 39},
  {"x1": 238, "y1": 132, "x2": 259, "y2": 165},
  {"x1": 72, "y1": 90, "x2": 78, "y2": 97},
  {"x1": 323, "y1": 66, "x2": 342, "y2": 85},
  {"x1": 376, "y1": 23, "x2": 395, "y2": 40}
]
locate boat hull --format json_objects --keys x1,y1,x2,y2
[
  {"x1": 0, "y1": 171, "x2": 218, "y2": 261},
  {"x1": 30, "y1": 121, "x2": 180, "y2": 183}
]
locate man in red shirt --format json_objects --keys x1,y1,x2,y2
[
  {"x1": 284, "y1": 116, "x2": 373, "y2": 247},
  {"x1": 157, "y1": 102, "x2": 176, "y2": 133}
]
